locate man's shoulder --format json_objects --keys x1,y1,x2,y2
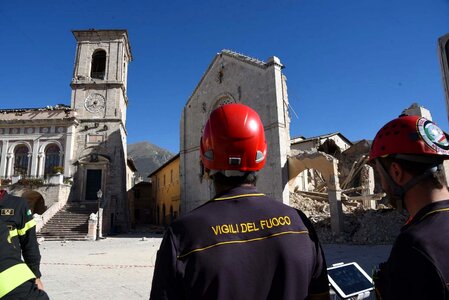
[
  {"x1": 394, "y1": 223, "x2": 437, "y2": 254},
  {"x1": 171, "y1": 201, "x2": 215, "y2": 225},
  {"x1": 257, "y1": 194, "x2": 303, "y2": 214}
]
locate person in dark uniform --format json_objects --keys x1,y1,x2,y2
[
  {"x1": 0, "y1": 218, "x2": 49, "y2": 299},
  {"x1": 0, "y1": 190, "x2": 45, "y2": 292},
  {"x1": 150, "y1": 103, "x2": 330, "y2": 300},
  {"x1": 369, "y1": 115, "x2": 449, "y2": 299}
]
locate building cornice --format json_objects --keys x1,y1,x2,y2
[{"x1": 0, "y1": 117, "x2": 78, "y2": 126}]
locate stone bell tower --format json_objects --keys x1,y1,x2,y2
[{"x1": 70, "y1": 29, "x2": 132, "y2": 233}]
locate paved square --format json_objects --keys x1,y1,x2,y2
[{"x1": 39, "y1": 234, "x2": 391, "y2": 300}]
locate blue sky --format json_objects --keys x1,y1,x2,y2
[{"x1": 1, "y1": 0, "x2": 448, "y2": 153}]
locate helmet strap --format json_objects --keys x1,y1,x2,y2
[
  {"x1": 376, "y1": 159, "x2": 406, "y2": 208},
  {"x1": 401, "y1": 166, "x2": 439, "y2": 193},
  {"x1": 376, "y1": 159, "x2": 439, "y2": 209}
]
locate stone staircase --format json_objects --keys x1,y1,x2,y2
[{"x1": 38, "y1": 203, "x2": 97, "y2": 241}]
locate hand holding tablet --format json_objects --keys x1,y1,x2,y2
[{"x1": 327, "y1": 262, "x2": 374, "y2": 299}]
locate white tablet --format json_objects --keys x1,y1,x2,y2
[{"x1": 327, "y1": 262, "x2": 374, "y2": 299}]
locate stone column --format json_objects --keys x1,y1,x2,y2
[
  {"x1": 64, "y1": 125, "x2": 75, "y2": 178},
  {"x1": 327, "y1": 159, "x2": 344, "y2": 235},
  {"x1": 361, "y1": 165, "x2": 376, "y2": 209},
  {"x1": 30, "y1": 140, "x2": 40, "y2": 177},
  {"x1": 26, "y1": 153, "x2": 33, "y2": 177},
  {"x1": 0, "y1": 142, "x2": 9, "y2": 178},
  {"x1": 5, "y1": 154, "x2": 12, "y2": 177},
  {"x1": 6, "y1": 154, "x2": 12, "y2": 177},
  {"x1": 37, "y1": 153, "x2": 44, "y2": 177},
  {"x1": 59, "y1": 151, "x2": 64, "y2": 167}
]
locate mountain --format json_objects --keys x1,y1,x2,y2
[{"x1": 128, "y1": 141, "x2": 174, "y2": 177}]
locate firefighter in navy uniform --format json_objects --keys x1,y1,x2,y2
[
  {"x1": 0, "y1": 218, "x2": 49, "y2": 299},
  {"x1": 369, "y1": 115, "x2": 449, "y2": 299},
  {"x1": 150, "y1": 104, "x2": 330, "y2": 300},
  {"x1": 0, "y1": 190, "x2": 44, "y2": 292}
]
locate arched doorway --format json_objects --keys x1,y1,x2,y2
[
  {"x1": 288, "y1": 152, "x2": 344, "y2": 234},
  {"x1": 22, "y1": 191, "x2": 46, "y2": 215}
]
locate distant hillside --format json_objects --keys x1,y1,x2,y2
[{"x1": 128, "y1": 141, "x2": 174, "y2": 177}]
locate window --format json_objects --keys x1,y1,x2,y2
[
  {"x1": 212, "y1": 96, "x2": 236, "y2": 111},
  {"x1": 14, "y1": 145, "x2": 29, "y2": 176},
  {"x1": 44, "y1": 144, "x2": 60, "y2": 176},
  {"x1": 164, "y1": 174, "x2": 166, "y2": 187},
  {"x1": 91, "y1": 50, "x2": 106, "y2": 79},
  {"x1": 170, "y1": 169, "x2": 173, "y2": 183}
]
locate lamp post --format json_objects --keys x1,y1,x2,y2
[{"x1": 96, "y1": 189, "x2": 103, "y2": 241}]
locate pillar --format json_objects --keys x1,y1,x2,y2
[
  {"x1": 327, "y1": 159, "x2": 344, "y2": 235},
  {"x1": 30, "y1": 139, "x2": 40, "y2": 177},
  {"x1": 64, "y1": 125, "x2": 75, "y2": 178},
  {"x1": 0, "y1": 142, "x2": 8, "y2": 178},
  {"x1": 5, "y1": 155, "x2": 12, "y2": 178}
]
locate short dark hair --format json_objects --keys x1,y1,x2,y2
[
  {"x1": 379, "y1": 156, "x2": 446, "y2": 189},
  {"x1": 211, "y1": 172, "x2": 258, "y2": 186}
]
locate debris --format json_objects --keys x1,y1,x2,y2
[{"x1": 291, "y1": 192, "x2": 407, "y2": 244}]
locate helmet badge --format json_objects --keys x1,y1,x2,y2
[{"x1": 417, "y1": 118, "x2": 449, "y2": 154}]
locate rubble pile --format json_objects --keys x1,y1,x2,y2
[{"x1": 291, "y1": 192, "x2": 407, "y2": 245}]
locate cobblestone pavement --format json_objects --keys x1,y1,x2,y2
[{"x1": 39, "y1": 234, "x2": 392, "y2": 300}]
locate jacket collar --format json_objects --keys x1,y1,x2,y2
[{"x1": 404, "y1": 199, "x2": 449, "y2": 229}]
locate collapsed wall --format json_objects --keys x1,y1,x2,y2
[
  {"x1": 291, "y1": 192, "x2": 407, "y2": 244},
  {"x1": 288, "y1": 139, "x2": 405, "y2": 243}
]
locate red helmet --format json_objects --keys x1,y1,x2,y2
[
  {"x1": 200, "y1": 103, "x2": 267, "y2": 172},
  {"x1": 369, "y1": 115, "x2": 449, "y2": 162}
]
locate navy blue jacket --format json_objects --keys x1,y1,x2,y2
[
  {"x1": 150, "y1": 186, "x2": 329, "y2": 300},
  {"x1": 378, "y1": 200, "x2": 449, "y2": 299},
  {"x1": 0, "y1": 191, "x2": 41, "y2": 277}
]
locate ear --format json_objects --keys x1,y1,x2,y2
[{"x1": 389, "y1": 162, "x2": 405, "y2": 184}]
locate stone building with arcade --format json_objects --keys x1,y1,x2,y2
[{"x1": 0, "y1": 29, "x2": 135, "y2": 237}]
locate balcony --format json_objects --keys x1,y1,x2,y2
[{"x1": 0, "y1": 174, "x2": 72, "y2": 188}]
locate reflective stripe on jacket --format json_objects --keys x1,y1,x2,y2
[{"x1": 0, "y1": 262, "x2": 36, "y2": 297}]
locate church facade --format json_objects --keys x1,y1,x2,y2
[
  {"x1": 180, "y1": 50, "x2": 291, "y2": 213},
  {"x1": 0, "y1": 29, "x2": 134, "y2": 233}
]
